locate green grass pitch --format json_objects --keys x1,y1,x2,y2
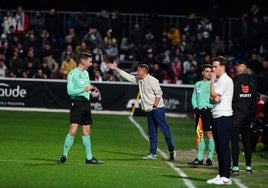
[{"x1": 0, "y1": 110, "x2": 267, "y2": 188}]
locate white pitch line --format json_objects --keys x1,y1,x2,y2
[
  {"x1": 128, "y1": 116, "x2": 250, "y2": 188},
  {"x1": 128, "y1": 116, "x2": 196, "y2": 188}
]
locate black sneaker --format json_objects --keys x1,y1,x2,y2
[
  {"x1": 169, "y1": 151, "x2": 176, "y2": 161},
  {"x1": 205, "y1": 158, "x2": 212, "y2": 166},
  {"x1": 187, "y1": 158, "x2": 203, "y2": 166},
  {"x1": 57, "y1": 155, "x2": 66, "y2": 164},
  {"x1": 85, "y1": 157, "x2": 104, "y2": 165}
]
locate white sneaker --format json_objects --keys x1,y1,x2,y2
[
  {"x1": 213, "y1": 177, "x2": 232, "y2": 185},
  {"x1": 207, "y1": 175, "x2": 220, "y2": 184},
  {"x1": 142, "y1": 153, "x2": 156, "y2": 160}
]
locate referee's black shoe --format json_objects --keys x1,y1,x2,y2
[
  {"x1": 57, "y1": 155, "x2": 67, "y2": 164},
  {"x1": 187, "y1": 158, "x2": 203, "y2": 166},
  {"x1": 85, "y1": 157, "x2": 104, "y2": 165}
]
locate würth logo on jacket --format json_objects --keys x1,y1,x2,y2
[{"x1": 240, "y1": 84, "x2": 251, "y2": 97}]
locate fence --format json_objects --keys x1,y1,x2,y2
[{"x1": 0, "y1": 9, "x2": 239, "y2": 42}]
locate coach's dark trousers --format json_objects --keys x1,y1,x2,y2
[{"x1": 212, "y1": 115, "x2": 234, "y2": 178}]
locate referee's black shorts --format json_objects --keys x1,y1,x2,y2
[
  {"x1": 195, "y1": 108, "x2": 213, "y2": 131},
  {"x1": 70, "y1": 99, "x2": 92, "y2": 125}
]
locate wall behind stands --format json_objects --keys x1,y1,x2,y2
[{"x1": 0, "y1": 78, "x2": 194, "y2": 114}]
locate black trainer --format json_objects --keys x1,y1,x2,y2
[
  {"x1": 231, "y1": 169, "x2": 239, "y2": 174},
  {"x1": 205, "y1": 158, "x2": 212, "y2": 166},
  {"x1": 187, "y1": 158, "x2": 203, "y2": 166},
  {"x1": 169, "y1": 151, "x2": 176, "y2": 161},
  {"x1": 85, "y1": 157, "x2": 104, "y2": 165},
  {"x1": 57, "y1": 155, "x2": 66, "y2": 164}
]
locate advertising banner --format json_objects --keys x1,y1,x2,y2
[{"x1": 0, "y1": 78, "x2": 194, "y2": 113}]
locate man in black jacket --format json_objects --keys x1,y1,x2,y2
[{"x1": 231, "y1": 64, "x2": 257, "y2": 174}]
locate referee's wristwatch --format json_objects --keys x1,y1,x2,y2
[{"x1": 153, "y1": 105, "x2": 157, "y2": 109}]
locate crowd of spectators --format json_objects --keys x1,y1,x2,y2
[{"x1": 0, "y1": 4, "x2": 267, "y2": 95}]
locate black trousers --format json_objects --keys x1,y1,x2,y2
[{"x1": 231, "y1": 126, "x2": 252, "y2": 167}]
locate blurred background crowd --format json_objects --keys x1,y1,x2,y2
[{"x1": 0, "y1": 2, "x2": 267, "y2": 95}]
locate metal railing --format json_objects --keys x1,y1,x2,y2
[{"x1": 0, "y1": 9, "x2": 239, "y2": 41}]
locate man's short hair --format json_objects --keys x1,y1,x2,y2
[
  {"x1": 79, "y1": 51, "x2": 92, "y2": 59},
  {"x1": 201, "y1": 64, "x2": 212, "y2": 71},
  {"x1": 211, "y1": 56, "x2": 228, "y2": 67},
  {"x1": 138, "y1": 64, "x2": 149, "y2": 72}
]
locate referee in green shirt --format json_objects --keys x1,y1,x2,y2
[
  {"x1": 57, "y1": 51, "x2": 103, "y2": 165},
  {"x1": 188, "y1": 64, "x2": 215, "y2": 166}
]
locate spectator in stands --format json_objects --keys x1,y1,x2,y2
[
  {"x1": 94, "y1": 47, "x2": 106, "y2": 66},
  {"x1": 7, "y1": 48, "x2": 24, "y2": 77},
  {"x1": 0, "y1": 41, "x2": 12, "y2": 61},
  {"x1": 39, "y1": 60, "x2": 52, "y2": 78},
  {"x1": 110, "y1": 11, "x2": 123, "y2": 53},
  {"x1": 166, "y1": 25, "x2": 181, "y2": 48},
  {"x1": 181, "y1": 12, "x2": 197, "y2": 43},
  {"x1": 82, "y1": 25, "x2": 103, "y2": 53},
  {"x1": 141, "y1": 50, "x2": 158, "y2": 68},
  {"x1": 157, "y1": 48, "x2": 172, "y2": 71},
  {"x1": 248, "y1": 16, "x2": 262, "y2": 53},
  {"x1": 177, "y1": 33, "x2": 193, "y2": 55},
  {"x1": 93, "y1": 69, "x2": 103, "y2": 81},
  {"x1": 105, "y1": 70, "x2": 120, "y2": 81},
  {"x1": 256, "y1": 57, "x2": 268, "y2": 95},
  {"x1": 42, "y1": 51, "x2": 59, "y2": 78},
  {"x1": 60, "y1": 44, "x2": 76, "y2": 63},
  {"x1": 236, "y1": 12, "x2": 250, "y2": 55},
  {"x1": 45, "y1": 8, "x2": 62, "y2": 38},
  {"x1": 150, "y1": 62, "x2": 163, "y2": 83},
  {"x1": 0, "y1": 58, "x2": 7, "y2": 77},
  {"x1": 128, "y1": 23, "x2": 145, "y2": 61},
  {"x1": 65, "y1": 13, "x2": 77, "y2": 34},
  {"x1": 14, "y1": 6, "x2": 29, "y2": 38},
  {"x1": 30, "y1": 10, "x2": 45, "y2": 36},
  {"x1": 1, "y1": 10, "x2": 16, "y2": 35},
  {"x1": 23, "y1": 32, "x2": 42, "y2": 56},
  {"x1": 182, "y1": 51, "x2": 197, "y2": 75},
  {"x1": 170, "y1": 55, "x2": 182, "y2": 84},
  {"x1": 145, "y1": 10, "x2": 163, "y2": 50},
  {"x1": 24, "y1": 47, "x2": 40, "y2": 67},
  {"x1": 197, "y1": 16, "x2": 213, "y2": 41},
  {"x1": 183, "y1": 63, "x2": 198, "y2": 84},
  {"x1": 246, "y1": 50, "x2": 262, "y2": 77},
  {"x1": 75, "y1": 40, "x2": 89, "y2": 53},
  {"x1": 64, "y1": 27, "x2": 80, "y2": 50},
  {"x1": 193, "y1": 32, "x2": 210, "y2": 60},
  {"x1": 94, "y1": 9, "x2": 110, "y2": 38},
  {"x1": 76, "y1": 11, "x2": 92, "y2": 40},
  {"x1": 23, "y1": 58, "x2": 37, "y2": 78},
  {"x1": 33, "y1": 68, "x2": 47, "y2": 79},
  {"x1": 59, "y1": 52, "x2": 77, "y2": 79},
  {"x1": 103, "y1": 29, "x2": 119, "y2": 59},
  {"x1": 211, "y1": 35, "x2": 225, "y2": 57}
]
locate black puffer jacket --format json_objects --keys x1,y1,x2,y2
[{"x1": 232, "y1": 74, "x2": 257, "y2": 127}]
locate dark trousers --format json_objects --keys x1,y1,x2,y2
[
  {"x1": 231, "y1": 126, "x2": 252, "y2": 166},
  {"x1": 146, "y1": 107, "x2": 175, "y2": 155},
  {"x1": 212, "y1": 116, "x2": 233, "y2": 178}
]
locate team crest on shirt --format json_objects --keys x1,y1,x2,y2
[
  {"x1": 241, "y1": 84, "x2": 249, "y2": 93},
  {"x1": 80, "y1": 80, "x2": 85, "y2": 85}
]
